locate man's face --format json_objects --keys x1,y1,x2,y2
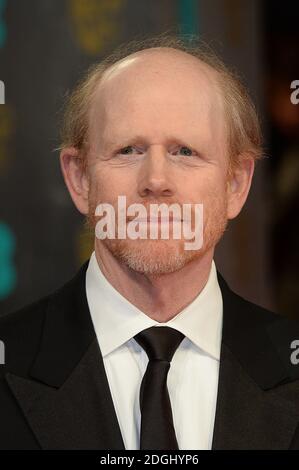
[{"x1": 86, "y1": 49, "x2": 230, "y2": 275}]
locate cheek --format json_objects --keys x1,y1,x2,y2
[
  {"x1": 89, "y1": 165, "x2": 136, "y2": 204},
  {"x1": 192, "y1": 171, "x2": 227, "y2": 203}
]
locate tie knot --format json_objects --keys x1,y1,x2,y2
[{"x1": 134, "y1": 326, "x2": 185, "y2": 362}]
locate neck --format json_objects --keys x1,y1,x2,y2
[{"x1": 94, "y1": 242, "x2": 214, "y2": 323}]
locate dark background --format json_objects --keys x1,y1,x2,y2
[{"x1": 0, "y1": 0, "x2": 298, "y2": 318}]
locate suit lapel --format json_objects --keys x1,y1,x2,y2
[
  {"x1": 211, "y1": 342, "x2": 299, "y2": 449},
  {"x1": 212, "y1": 272, "x2": 299, "y2": 449},
  {"x1": 5, "y1": 261, "x2": 125, "y2": 450}
]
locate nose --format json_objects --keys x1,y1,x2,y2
[{"x1": 137, "y1": 145, "x2": 176, "y2": 199}]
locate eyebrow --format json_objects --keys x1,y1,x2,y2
[
  {"x1": 103, "y1": 135, "x2": 199, "y2": 150},
  {"x1": 103, "y1": 135, "x2": 145, "y2": 148}
]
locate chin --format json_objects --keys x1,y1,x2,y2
[{"x1": 102, "y1": 238, "x2": 203, "y2": 275}]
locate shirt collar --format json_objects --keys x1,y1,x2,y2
[{"x1": 86, "y1": 251, "x2": 223, "y2": 360}]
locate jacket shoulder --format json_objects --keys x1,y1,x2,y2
[
  {"x1": 218, "y1": 271, "x2": 299, "y2": 386},
  {"x1": 0, "y1": 262, "x2": 88, "y2": 377},
  {"x1": 0, "y1": 294, "x2": 49, "y2": 378}
]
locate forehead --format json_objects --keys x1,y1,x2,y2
[{"x1": 89, "y1": 49, "x2": 225, "y2": 148}]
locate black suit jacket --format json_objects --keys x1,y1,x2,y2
[{"x1": 1, "y1": 260, "x2": 299, "y2": 450}]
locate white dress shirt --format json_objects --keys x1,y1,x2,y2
[{"x1": 85, "y1": 251, "x2": 223, "y2": 450}]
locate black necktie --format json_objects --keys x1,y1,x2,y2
[{"x1": 134, "y1": 326, "x2": 185, "y2": 450}]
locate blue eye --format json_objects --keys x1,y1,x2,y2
[
  {"x1": 118, "y1": 146, "x2": 144, "y2": 156},
  {"x1": 119, "y1": 146, "x2": 134, "y2": 155},
  {"x1": 178, "y1": 146, "x2": 193, "y2": 156},
  {"x1": 117, "y1": 145, "x2": 195, "y2": 157}
]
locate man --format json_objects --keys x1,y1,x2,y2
[{"x1": 1, "y1": 35, "x2": 299, "y2": 450}]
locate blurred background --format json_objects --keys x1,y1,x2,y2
[{"x1": 0, "y1": 0, "x2": 298, "y2": 318}]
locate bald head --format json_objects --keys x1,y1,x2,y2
[
  {"x1": 89, "y1": 47, "x2": 226, "y2": 169},
  {"x1": 100, "y1": 46, "x2": 219, "y2": 83},
  {"x1": 60, "y1": 37, "x2": 262, "y2": 173}
]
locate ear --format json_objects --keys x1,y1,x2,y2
[
  {"x1": 60, "y1": 147, "x2": 89, "y2": 215},
  {"x1": 226, "y1": 156, "x2": 255, "y2": 220}
]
